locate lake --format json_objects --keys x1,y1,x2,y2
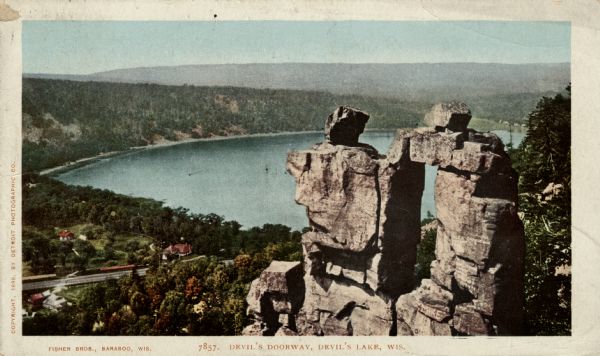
[{"x1": 56, "y1": 130, "x2": 523, "y2": 230}]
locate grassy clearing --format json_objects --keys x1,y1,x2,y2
[
  {"x1": 112, "y1": 233, "x2": 154, "y2": 251},
  {"x1": 60, "y1": 224, "x2": 156, "y2": 269},
  {"x1": 25, "y1": 219, "x2": 185, "y2": 276},
  {"x1": 88, "y1": 238, "x2": 107, "y2": 250},
  {"x1": 65, "y1": 223, "x2": 96, "y2": 236},
  {"x1": 56, "y1": 283, "x2": 97, "y2": 303},
  {"x1": 22, "y1": 262, "x2": 35, "y2": 277}
]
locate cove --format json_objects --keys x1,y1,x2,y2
[{"x1": 56, "y1": 130, "x2": 523, "y2": 230}]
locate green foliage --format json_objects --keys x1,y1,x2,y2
[
  {"x1": 23, "y1": 174, "x2": 301, "y2": 263},
  {"x1": 22, "y1": 306, "x2": 79, "y2": 335},
  {"x1": 415, "y1": 226, "x2": 436, "y2": 283},
  {"x1": 22, "y1": 78, "x2": 425, "y2": 172},
  {"x1": 70, "y1": 239, "x2": 97, "y2": 269},
  {"x1": 22, "y1": 228, "x2": 56, "y2": 274},
  {"x1": 22, "y1": 174, "x2": 303, "y2": 336},
  {"x1": 23, "y1": 243, "x2": 294, "y2": 336},
  {"x1": 467, "y1": 91, "x2": 559, "y2": 123},
  {"x1": 510, "y1": 86, "x2": 571, "y2": 335},
  {"x1": 23, "y1": 78, "x2": 552, "y2": 172}
]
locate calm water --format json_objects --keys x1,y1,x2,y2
[{"x1": 57, "y1": 130, "x2": 523, "y2": 230}]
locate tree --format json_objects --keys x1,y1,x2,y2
[
  {"x1": 70, "y1": 239, "x2": 97, "y2": 270},
  {"x1": 415, "y1": 226, "x2": 436, "y2": 283},
  {"x1": 22, "y1": 228, "x2": 59, "y2": 274},
  {"x1": 510, "y1": 86, "x2": 571, "y2": 335},
  {"x1": 103, "y1": 243, "x2": 115, "y2": 261},
  {"x1": 156, "y1": 291, "x2": 187, "y2": 334},
  {"x1": 130, "y1": 291, "x2": 149, "y2": 315},
  {"x1": 23, "y1": 307, "x2": 76, "y2": 335},
  {"x1": 184, "y1": 276, "x2": 202, "y2": 302}
]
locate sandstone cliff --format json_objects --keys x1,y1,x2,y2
[{"x1": 244, "y1": 104, "x2": 524, "y2": 336}]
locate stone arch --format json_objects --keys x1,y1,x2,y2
[{"x1": 244, "y1": 104, "x2": 524, "y2": 336}]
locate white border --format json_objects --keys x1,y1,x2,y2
[{"x1": 1, "y1": 1, "x2": 599, "y2": 355}]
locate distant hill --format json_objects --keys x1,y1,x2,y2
[
  {"x1": 22, "y1": 64, "x2": 568, "y2": 172},
  {"x1": 26, "y1": 62, "x2": 569, "y2": 101},
  {"x1": 22, "y1": 78, "x2": 430, "y2": 172}
]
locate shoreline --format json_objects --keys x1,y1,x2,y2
[
  {"x1": 38, "y1": 123, "x2": 520, "y2": 177},
  {"x1": 39, "y1": 130, "x2": 325, "y2": 176}
]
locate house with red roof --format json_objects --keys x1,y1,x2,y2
[
  {"x1": 27, "y1": 290, "x2": 51, "y2": 306},
  {"x1": 162, "y1": 243, "x2": 192, "y2": 260},
  {"x1": 57, "y1": 229, "x2": 75, "y2": 241}
]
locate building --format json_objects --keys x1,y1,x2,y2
[
  {"x1": 162, "y1": 243, "x2": 192, "y2": 260},
  {"x1": 57, "y1": 229, "x2": 75, "y2": 241},
  {"x1": 27, "y1": 290, "x2": 51, "y2": 306},
  {"x1": 27, "y1": 293, "x2": 46, "y2": 306}
]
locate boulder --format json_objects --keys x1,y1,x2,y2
[
  {"x1": 453, "y1": 256, "x2": 480, "y2": 296},
  {"x1": 452, "y1": 303, "x2": 492, "y2": 335},
  {"x1": 466, "y1": 130, "x2": 506, "y2": 154},
  {"x1": 259, "y1": 261, "x2": 304, "y2": 296},
  {"x1": 430, "y1": 260, "x2": 454, "y2": 291},
  {"x1": 444, "y1": 141, "x2": 511, "y2": 174},
  {"x1": 392, "y1": 127, "x2": 510, "y2": 174},
  {"x1": 409, "y1": 128, "x2": 464, "y2": 165},
  {"x1": 429, "y1": 224, "x2": 457, "y2": 290},
  {"x1": 300, "y1": 274, "x2": 395, "y2": 336},
  {"x1": 243, "y1": 261, "x2": 304, "y2": 335},
  {"x1": 246, "y1": 279, "x2": 263, "y2": 316},
  {"x1": 395, "y1": 288, "x2": 452, "y2": 336},
  {"x1": 385, "y1": 129, "x2": 412, "y2": 166},
  {"x1": 241, "y1": 323, "x2": 265, "y2": 336},
  {"x1": 396, "y1": 279, "x2": 453, "y2": 323},
  {"x1": 424, "y1": 102, "x2": 472, "y2": 132},
  {"x1": 325, "y1": 106, "x2": 370, "y2": 145}
]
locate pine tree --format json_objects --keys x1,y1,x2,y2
[{"x1": 511, "y1": 85, "x2": 571, "y2": 335}]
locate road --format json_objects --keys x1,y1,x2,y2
[{"x1": 23, "y1": 268, "x2": 149, "y2": 292}]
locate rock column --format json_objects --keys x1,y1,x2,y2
[
  {"x1": 288, "y1": 107, "x2": 424, "y2": 335},
  {"x1": 395, "y1": 102, "x2": 525, "y2": 335}
]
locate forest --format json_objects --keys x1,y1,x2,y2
[
  {"x1": 22, "y1": 78, "x2": 550, "y2": 172},
  {"x1": 23, "y1": 174, "x2": 303, "y2": 273},
  {"x1": 22, "y1": 173, "x2": 303, "y2": 335},
  {"x1": 509, "y1": 87, "x2": 571, "y2": 335}
]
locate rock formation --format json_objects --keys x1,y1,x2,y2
[
  {"x1": 423, "y1": 101, "x2": 472, "y2": 133},
  {"x1": 244, "y1": 104, "x2": 525, "y2": 336},
  {"x1": 324, "y1": 106, "x2": 370, "y2": 146},
  {"x1": 243, "y1": 261, "x2": 304, "y2": 336}
]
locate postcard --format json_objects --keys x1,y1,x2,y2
[{"x1": 1, "y1": 0, "x2": 599, "y2": 355}]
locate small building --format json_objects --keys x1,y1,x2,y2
[
  {"x1": 162, "y1": 243, "x2": 192, "y2": 260},
  {"x1": 27, "y1": 290, "x2": 51, "y2": 306},
  {"x1": 27, "y1": 293, "x2": 46, "y2": 306},
  {"x1": 58, "y1": 229, "x2": 75, "y2": 241}
]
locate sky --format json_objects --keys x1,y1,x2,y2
[{"x1": 23, "y1": 21, "x2": 570, "y2": 75}]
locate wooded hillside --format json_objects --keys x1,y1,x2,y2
[{"x1": 23, "y1": 78, "x2": 556, "y2": 172}]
